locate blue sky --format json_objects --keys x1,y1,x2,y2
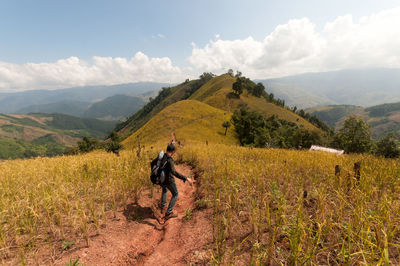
[{"x1": 0, "y1": 0, "x2": 400, "y2": 90}]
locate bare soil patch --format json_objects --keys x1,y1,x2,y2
[{"x1": 53, "y1": 164, "x2": 213, "y2": 266}]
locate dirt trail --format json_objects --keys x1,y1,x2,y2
[{"x1": 55, "y1": 165, "x2": 212, "y2": 266}]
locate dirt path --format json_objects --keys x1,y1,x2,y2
[{"x1": 54, "y1": 165, "x2": 212, "y2": 266}]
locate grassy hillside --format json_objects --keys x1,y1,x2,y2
[
  {"x1": 178, "y1": 143, "x2": 400, "y2": 264},
  {"x1": 115, "y1": 81, "x2": 199, "y2": 138},
  {"x1": 0, "y1": 113, "x2": 115, "y2": 159},
  {"x1": 307, "y1": 103, "x2": 400, "y2": 138},
  {"x1": 122, "y1": 100, "x2": 237, "y2": 149},
  {"x1": 117, "y1": 74, "x2": 322, "y2": 141},
  {"x1": 190, "y1": 74, "x2": 321, "y2": 132},
  {"x1": 1, "y1": 142, "x2": 399, "y2": 264}
]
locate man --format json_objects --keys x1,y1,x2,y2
[{"x1": 161, "y1": 143, "x2": 193, "y2": 219}]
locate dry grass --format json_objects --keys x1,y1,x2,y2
[
  {"x1": 0, "y1": 149, "x2": 151, "y2": 263},
  {"x1": 122, "y1": 100, "x2": 238, "y2": 149},
  {"x1": 179, "y1": 142, "x2": 400, "y2": 264},
  {"x1": 189, "y1": 74, "x2": 320, "y2": 132}
]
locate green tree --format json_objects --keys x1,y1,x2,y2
[
  {"x1": 332, "y1": 116, "x2": 373, "y2": 153},
  {"x1": 222, "y1": 121, "x2": 231, "y2": 136},
  {"x1": 232, "y1": 79, "x2": 244, "y2": 96},
  {"x1": 105, "y1": 131, "x2": 123, "y2": 156},
  {"x1": 375, "y1": 133, "x2": 400, "y2": 158},
  {"x1": 252, "y1": 82, "x2": 265, "y2": 97},
  {"x1": 78, "y1": 137, "x2": 100, "y2": 153}
]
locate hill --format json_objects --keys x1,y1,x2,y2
[
  {"x1": 16, "y1": 100, "x2": 91, "y2": 117},
  {"x1": 122, "y1": 100, "x2": 237, "y2": 149},
  {"x1": 306, "y1": 102, "x2": 400, "y2": 138},
  {"x1": 0, "y1": 82, "x2": 167, "y2": 113},
  {"x1": 116, "y1": 74, "x2": 322, "y2": 141},
  {"x1": 0, "y1": 113, "x2": 115, "y2": 159},
  {"x1": 189, "y1": 74, "x2": 319, "y2": 132},
  {"x1": 82, "y1": 94, "x2": 146, "y2": 121},
  {"x1": 259, "y1": 68, "x2": 400, "y2": 109}
]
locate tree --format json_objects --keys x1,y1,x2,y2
[
  {"x1": 78, "y1": 137, "x2": 100, "y2": 153},
  {"x1": 232, "y1": 79, "x2": 243, "y2": 96},
  {"x1": 105, "y1": 131, "x2": 123, "y2": 156},
  {"x1": 375, "y1": 133, "x2": 400, "y2": 158},
  {"x1": 252, "y1": 82, "x2": 265, "y2": 97},
  {"x1": 332, "y1": 116, "x2": 373, "y2": 153},
  {"x1": 222, "y1": 121, "x2": 231, "y2": 136},
  {"x1": 227, "y1": 69, "x2": 234, "y2": 77},
  {"x1": 235, "y1": 71, "x2": 242, "y2": 78}
]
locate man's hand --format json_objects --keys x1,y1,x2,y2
[{"x1": 186, "y1": 177, "x2": 194, "y2": 186}]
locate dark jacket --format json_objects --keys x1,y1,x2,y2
[{"x1": 164, "y1": 154, "x2": 187, "y2": 184}]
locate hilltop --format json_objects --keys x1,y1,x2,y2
[
  {"x1": 122, "y1": 100, "x2": 237, "y2": 149},
  {"x1": 306, "y1": 102, "x2": 400, "y2": 138},
  {"x1": 116, "y1": 74, "x2": 323, "y2": 144}
]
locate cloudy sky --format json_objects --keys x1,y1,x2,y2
[{"x1": 0, "y1": 0, "x2": 400, "y2": 91}]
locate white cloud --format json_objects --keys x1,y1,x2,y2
[
  {"x1": 157, "y1": 33, "x2": 166, "y2": 38},
  {"x1": 188, "y1": 7, "x2": 400, "y2": 79},
  {"x1": 0, "y1": 52, "x2": 183, "y2": 91}
]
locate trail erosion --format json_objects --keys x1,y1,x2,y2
[{"x1": 55, "y1": 165, "x2": 212, "y2": 266}]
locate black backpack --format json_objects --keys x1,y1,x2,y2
[{"x1": 150, "y1": 153, "x2": 168, "y2": 185}]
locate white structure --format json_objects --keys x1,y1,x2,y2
[{"x1": 309, "y1": 145, "x2": 344, "y2": 155}]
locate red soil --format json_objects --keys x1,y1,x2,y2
[{"x1": 54, "y1": 165, "x2": 213, "y2": 266}]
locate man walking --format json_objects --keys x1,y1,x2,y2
[{"x1": 160, "y1": 143, "x2": 193, "y2": 219}]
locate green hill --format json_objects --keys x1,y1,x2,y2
[
  {"x1": 189, "y1": 74, "x2": 320, "y2": 132},
  {"x1": 0, "y1": 113, "x2": 115, "y2": 159},
  {"x1": 116, "y1": 74, "x2": 322, "y2": 142},
  {"x1": 16, "y1": 100, "x2": 91, "y2": 117},
  {"x1": 306, "y1": 102, "x2": 400, "y2": 138},
  {"x1": 83, "y1": 94, "x2": 146, "y2": 120}
]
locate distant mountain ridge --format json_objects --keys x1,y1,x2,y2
[
  {"x1": 259, "y1": 68, "x2": 400, "y2": 109},
  {"x1": 17, "y1": 95, "x2": 147, "y2": 121},
  {"x1": 306, "y1": 102, "x2": 400, "y2": 138},
  {"x1": 0, "y1": 113, "x2": 116, "y2": 159},
  {"x1": 0, "y1": 82, "x2": 168, "y2": 113}
]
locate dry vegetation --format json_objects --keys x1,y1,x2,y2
[
  {"x1": 0, "y1": 150, "x2": 152, "y2": 264},
  {"x1": 178, "y1": 142, "x2": 400, "y2": 264},
  {"x1": 0, "y1": 139, "x2": 399, "y2": 264},
  {"x1": 122, "y1": 100, "x2": 237, "y2": 149}
]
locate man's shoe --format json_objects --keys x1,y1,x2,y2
[
  {"x1": 160, "y1": 207, "x2": 166, "y2": 215},
  {"x1": 164, "y1": 211, "x2": 178, "y2": 219}
]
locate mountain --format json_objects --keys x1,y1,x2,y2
[
  {"x1": 306, "y1": 102, "x2": 400, "y2": 138},
  {"x1": 259, "y1": 68, "x2": 400, "y2": 109},
  {"x1": 16, "y1": 100, "x2": 91, "y2": 117},
  {"x1": 0, "y1": 82, "x2": 168, "y2": 113},
  {"x1": 82, "y1": 94, "x2": 146, "y2": 120},
  {"x1": 117, "y1": 74, "x2": 323, "y2": 145},
  {"x1": 0, "y1": 113, "x2": 115, "y2": 159}
]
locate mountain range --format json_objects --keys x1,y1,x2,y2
[
  {"x1": 0, "y1": 113, "x2": 115, "y2": 159},
  {"x1": 306, "y1": 102, "x2": 400, "y2": 139},
  {"x1": 259, "y1": 68, "x2": 400, "y2": 109},
  {"x1": 0, "y1": 82, "x2": 168, "y2": 114}
]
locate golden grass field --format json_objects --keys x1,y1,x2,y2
[
  {"x1": 0, "y1": 138, "x2": 399, "y2": 264},
  {"x1": 0, "y1": 150, "x2": 151, "y2": 264},
  {"x1": 178, "y1": 142, "x2": 400, "y2": 264}
]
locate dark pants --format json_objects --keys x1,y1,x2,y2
[{"x1": 161, "y1": 181, "x2": 178, "y2": 214}]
